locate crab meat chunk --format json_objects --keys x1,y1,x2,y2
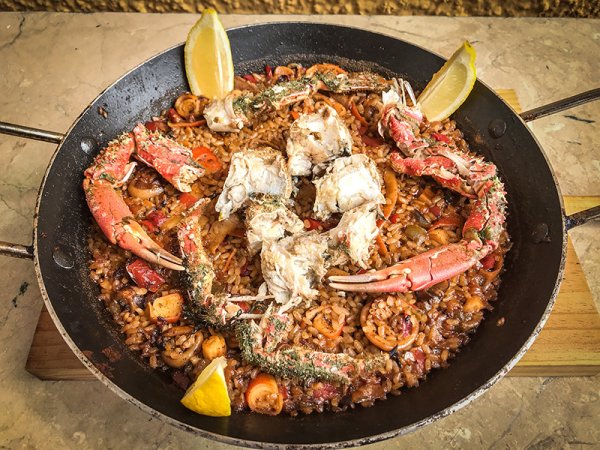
[
  {"x1": 245, "y1": 196, "x2": 304, "y2": 255},
  {"x1": 204, "y1": 94, "x2": 249, "y2": 133},
  {"x1": 313, "y1": 154, "x2": 385, "y2": 220},
  {"x1": 261, "y1": 232, "x2": 328, "y2": 310},
  {"x1": 215, "y1": 147, "x2": 293, "y2": 220},
  {"x1": 286, "y1": 106, "x2": 352, "y2": 176},
  {"x1": 329, "y1": 202, "x2": 379, "y2": 269}
]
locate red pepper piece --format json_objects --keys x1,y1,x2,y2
[
  {"x1": 167, "y1": 108, "x2": 184, "y2": 123},
  {"x1": 480, "y1": 254, "x2": 496, "y2": 271},
  {"x1": 242, "y1": 74, "x2": 257, "y2": 83},
  {"x1": 146, "y1": 210, "x2": 168, "y2": 228},
  {"x1": 126, "y1": 258, "x2": 165, "y2": 292},
  {"x1": 429, "y1": 205, "x2": 442, "y2": 218},
  {"x1": 144, "y1": 120, "x2": 169, "y2": 133},
  {"x1": 265, "y1": 64, "x2": 273, "y2": 80},
  {"x1": 361, "y1": 134, "x2": 385, "y2": 147},
  {"x1": 140, "y1": 219, "x2": 157, "y2": 233},
  {"x1": 432, "y1": 132, "x2": 452, "y2": 144},
  {"x1": 389, "y1": 213, "x2": 401, "y2": 224},
  {"x1": 179, "y1": 192, "x2": 200, "y2": 208},
  {"x1": 431, "y1": 213, "x2": 463, "y2": 230}
]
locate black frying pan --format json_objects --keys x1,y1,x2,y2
[{"x1": 1, "y1": 23, "x2": 599, "y2": 449}]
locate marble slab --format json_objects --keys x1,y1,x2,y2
[{"x1": 0, "y1": 12, "x2": 598, "y2": 450}]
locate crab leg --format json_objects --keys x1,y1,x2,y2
[
  {"x1": 84, "y1": 179, "x2": 184, "y2": 270},
  {"x1": 204, "y1": 66, "x2": 390, "y2": 132},
  {"x1": 132, "y1": 124, "x2": 204, "y2": 192},
  {"x1": 329, "y1": 80, "x2": 506, "y2": 294},
  {"x1": 84, "y1": 130, "x2": 198, "y2": 271}
]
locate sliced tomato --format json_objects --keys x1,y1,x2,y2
[
  {"x1": 126, "y1": 258, "x2": 165, "y2": 292},
  {"x1": 192, "y1": 146, "x2": 222, "y2": 173},
  {"x1": 246, "y1": 373, "x2": 283, "y2": 416},
  {"x1": 179, "y1": 192, "x2": 200, "y2": 208}
]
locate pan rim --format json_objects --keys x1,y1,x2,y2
[{"x1": 30, "y1": 21, "x2": 567, "y2": 449}]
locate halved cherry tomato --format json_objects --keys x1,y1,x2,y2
[
  {"x1": 245, "y1": 373, "x2": 283, "y2": 416},
  {"x1": 179, "y1": 192, "x2": 200, "y2": 208},
  {"x1": 126, "y1": 258, "x2": 165, "y2": 292},
  {"x1": 192, "y1": 146, "x2": 223, "y2": 173},
  {"x1": 432, "y1": 132, "x2": 451, "y2": 144}
]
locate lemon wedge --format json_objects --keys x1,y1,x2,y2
[
  {"x1": 181, "y1": 356, "x2": 231, "y2": 417},
  {"x1": 184, "y1": 9, "x2": 234, "y2": 99},
  {"x1": 417, "y1": 41, "x2": 477, "y2": 122}
]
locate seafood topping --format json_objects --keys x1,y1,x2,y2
[
  {"x1": 245, "y1": 196, "x2": 304, "y2": 255},
  {"x1": 286, "y1": 105, "x2": 352, "y2": 176},
  {"x1": 215, "y1": 147, "x2": 293, "y2": 220},
  {"x1": 329, "y1": 202, "x2": 379, "y2": 269},
  {"x1": 260, "y1": 232, "x2": 328, "y2": 309},
  {"x1": 313, "y1": 154, "x2": 385, "y2": 220}
]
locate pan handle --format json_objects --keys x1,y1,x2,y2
[
  {"x1": 520, "y1": 89, "x2": 600, "y2": 231},
  {"x1": 520, "y1": 88, "x2": 600, "y2": 122},
  {"x1": 0, "y1": 241, "x2": 34, "y2": 259},
  {"x1": 566, "y1": 205, "x2": 600, "y2": 231},
  {"x1": 0, "y1": 121, "x2": 63, "y2": 260},
  {"x1": 0, "y1": 121, "x2": 64, "y2": 144}
]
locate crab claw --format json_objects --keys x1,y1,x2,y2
[
  {"x1": 84, "y1": 179, "x2": 184, "y2": 271},
  {"x1": 329, "y1": 242, "x2": 484, "y2": 293}
]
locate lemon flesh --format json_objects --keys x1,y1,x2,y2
[
  {"x1": 417, "y1": 41, "x2": 477, "y2": 122},
  {"x1": 181, "y1": 356, "x2": 231, "y2": 417},
  {"x1": 184, "y1": 9, "x2": 234, "y2": 100}
]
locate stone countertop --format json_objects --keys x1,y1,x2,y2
[{"x1": 0, "y1": 12, "x2": 598, "y2": 449}]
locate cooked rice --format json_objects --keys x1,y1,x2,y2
[{"x1": 86, "y1": 65, "x2": 509, "y2": 416}]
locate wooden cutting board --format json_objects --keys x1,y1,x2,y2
[
  {"x1": 24, "y1": 90, "x2": 600, "y2": 379},
  {"x1": 25, "y1": 196, "x2": 600, "y2": 380}
]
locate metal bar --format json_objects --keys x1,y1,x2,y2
[
  {"x1": 520, "y1": 88, "x2": 600, "y2": 122},
  {"x1": 566, "y1": 205, "x2": 600, "y2": 231},
  {"x1": 0, "y1": 121, "x2": 64, "y2": 144},
  {"x1": 0, "y1": 241, "x2": 34, "y2": 259}
]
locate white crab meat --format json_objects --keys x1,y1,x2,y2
[
  {"x1": 286, "y1": 106, "x2": 352, "y2": 176},
  {"x1": 245, "y1": 196, "x2": 304, "y2": 255},
  {"x1": 261, "y1": 232, "x2": 328, "y2": 310},
  {"x1": 204, "y1": 94, "x2": 248, "y2": 133},
  {"x1": 313, "y1": 154, "x2": 385, "y2": 220},
  {"x1": 215, "y1": 147, "x2": 293, "y2": 220},
  {"x1": 328, "y1": 202, "x2": 379, "y2": 269}
]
